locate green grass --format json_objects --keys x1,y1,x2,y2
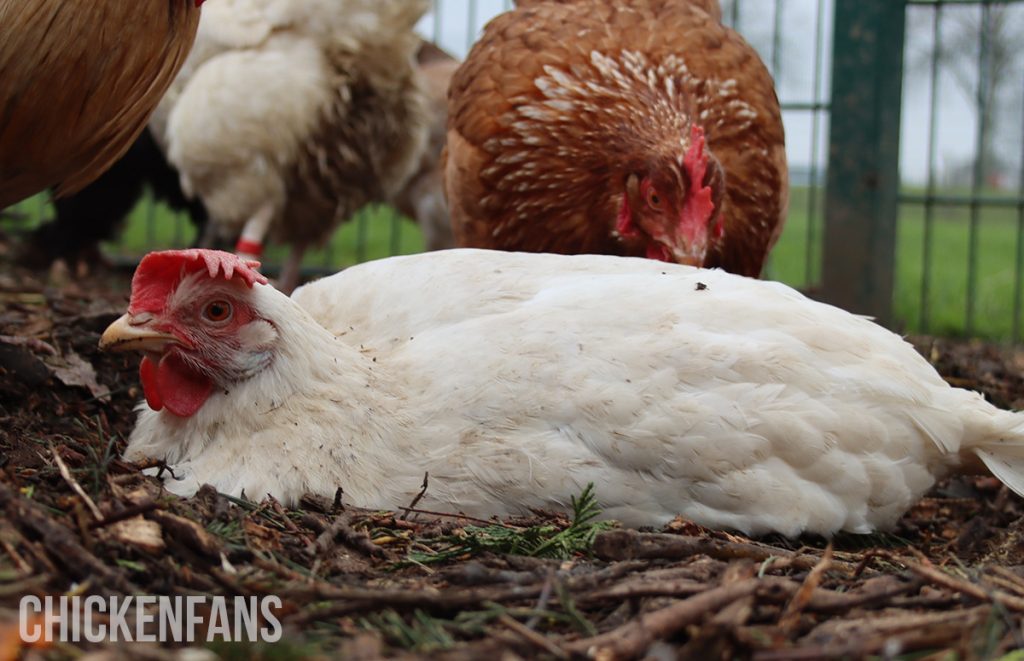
[
  {"x1": 765, "y1": 185, "x2": 1024, "y2": 342},
  {"x1": 5, "y1": 185, "x2": 1024, "y2": 341},
  {"x1": 894, "y1": 197, "x2": 1024, "y2": 340},
  {"x1": 3, "y1": 194, "x2": 426, "y2": 272}
]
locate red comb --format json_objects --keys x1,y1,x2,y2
[
  {"x1": 680, "y1": 124, "x2": 715, "y2": 241},
  {"x1": 128, "y1": 250, "x2": 269, "y2": 314},
  {"x1": 684, "y1": 124, "x2": 707, "y2": 184}
]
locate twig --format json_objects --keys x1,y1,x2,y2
[
  {"x1": 0, "y1": 535, "x2": 32, "y2": 574},
  {"x1": 147, "y1": 511, "x2": 222, "y2": 559},
  {"x1": 306, "y1": 510, "x2": 387, "y2": 559},
  {"x1": 779, "y1": 543, "x2": 833, "y2": 633},
  {"x1": 293, "y1": 582, "x2": 546, "y2": 612},
  {"x1": 0, "y1": 335, "x2": 57, "y2": 354},
  {"x1": 88, "y1": 500, "x2": 159, "y2": 530},
  {"x1": 904, "y1": 558, "x2": 1024, "y2": 611},
  {"x1": 984, "y1": 566, "x2": 1024, "y2": 599},
  {"x1": 286, "y1": 560, "x2": 651, "y2": 625},
  {"x1": 756, "y1": 606, "x2": 993, "y2": 660},
  {"x1": 564, "y1": 578, "x2": 762, "y2": 658},
  {"x1": 393, "y1": 507, "x2": 517, "y2": 528},
  {"x1": 578, "y1": 578, "x2": 711, "y2": 604},
  {"x1": 766, "y1": 576, "x2": 918, "y2": 614},
  {"x1": 556, "y1": 579, "x2": 596, "y2": 636},
  {"x1": 593, "y1": 529, "x2": 855, "y2": 573},
  {"x1": 51, "y1": 447, "x2": 102, "y2": 521},
  {"x1": 0, "y1": 482, "x2": 137, "y2": 594},
  {"x1": 526, "y1": 568, "x2": 556, "y2": 630},
  {"x1": 400, "y1": 472, "x2": 430, "y2": 521},
  {"x1": 497, "y1": 613, "x2": 569, "y2": 659},
  {"x1": 251, "y1": 552, "x2": 311, "y2": 584},
  {"x1": 268, "y1": 497, "x2": 305, "y2": 537}
]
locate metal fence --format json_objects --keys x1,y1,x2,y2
[
  {"x1": 4, "y1": 0, "x2": 1024, "y2": 342},
  {"x1": 897, "y1": 0, "x2": 1024, "y2": 341},
  {"x1": 825, "y1": 0, "x2": 1024, "y2": 341}
]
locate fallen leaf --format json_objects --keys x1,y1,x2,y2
[{"x1": 43, "y1": 350, "x2": 110, "y2": 401}]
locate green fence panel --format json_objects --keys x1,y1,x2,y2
[{"x1": 823, "y1": 0, "x2": 907, "y2": 325}]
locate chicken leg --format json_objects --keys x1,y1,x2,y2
[
  {"x1": 234, "y1": 202, "x2": 275, "y2": 261},
  {"x1": 276, "y1": 243, "x2": 308, "y2": 295}
]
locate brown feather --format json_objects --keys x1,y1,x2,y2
[
  {"x1": 446, "y1": 0, "x2": 786, "y2": 277},
  {"x1": 0, "y1": 0, "x2": 200, "y2": 209},
  {"x1": 265, "y1": 40, "x2": 430, "y2": 254}
]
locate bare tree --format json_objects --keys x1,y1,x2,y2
[
  {"x1": 720, "y1": 0, "x2": 813, "y2": 98},
  {"x1": 908, "y1": 4, "x2": 1024, "y2": 188}
]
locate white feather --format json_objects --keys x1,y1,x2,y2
[{"x1": 125, "y1": 250, "x2": 1024, "y2": 537}]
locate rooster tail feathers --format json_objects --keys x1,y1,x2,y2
[{"x1": 971, "y1": 412, "x2": 1024, "y2": 500}]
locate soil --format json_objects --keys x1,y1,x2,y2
[{"x1": 2, "y1": 233, "x2": 1024, "y2": 660}]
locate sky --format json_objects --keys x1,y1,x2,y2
[{"x1": 416, "y1": 0, "x2": 1024, "y2": 187}]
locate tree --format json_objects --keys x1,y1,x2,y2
[{"x1": 908, "y1": 4, "x2": 1024, "y2": 188}]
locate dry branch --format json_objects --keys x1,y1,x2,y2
[
  {"x1": 593, "y1": 529, "x2": 855, "y2": 573},
  {"x1": 0, "y1": 482, "x2": 138, "y2": 594},
  {"x1": 564, "y1": 578, "x2": 762, "y2": 659}
]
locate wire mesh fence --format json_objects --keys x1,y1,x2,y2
[
  {"x1": 897, "y1": 0, "x2": 1024, "y2": 340},
  {"x1": 2, "y1": 1, "x2": 1023, "y2": 342}
]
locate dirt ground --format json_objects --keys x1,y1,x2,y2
[{"x1": 2, "y1": 233, "x2": 1024, "y2": 660}]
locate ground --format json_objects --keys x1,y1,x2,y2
[{"x1": 2, "y1": 234, "x2": 1024, "y2": 660}]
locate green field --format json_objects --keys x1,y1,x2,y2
[
  {"x1": 5, "y1": 186, "x2": 1024, "y2": 341},
  {"x1": 767, "y1": 186, "x2": 1024, "y2": 342}
]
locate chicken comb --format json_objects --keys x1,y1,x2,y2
[
  {"x1": 681, "y1": 124, "x2": 716, "y2": 236},
  {"x1": 129, "y1": 249, "x2": 269, "y2": 314}
]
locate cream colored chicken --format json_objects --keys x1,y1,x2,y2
[
  {"x1": 102, "y1": 249, "x2": 1024, "y2": 536},
  {"x1": 155, "y1": 0, "x2": 430, "y2": 292}
]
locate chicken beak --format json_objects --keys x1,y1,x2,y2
[
  {"x1": 99, "y1": 314, "x2": 180, "y2": 353},
  {"x1": 667, "y1": 238, "x2": 707, "y2": 266}
]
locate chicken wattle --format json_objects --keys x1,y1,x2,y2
[{"x1": 102, "y1": 249, "x2": 1024, "y2": 536}]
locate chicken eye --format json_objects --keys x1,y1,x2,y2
[
  {"x1": 644, "y1": 184, "x2": 663, "y2": 210},
  {"x1": 202, "y1": 300, "x2": 233, "y2": 323}
]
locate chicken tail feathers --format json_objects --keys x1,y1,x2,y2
[
  {"x1": 975, "y1": 447, "x2": 1024, "y2": 499},
  {"x1": 971, "y1": 412, "x2": 1024, "y2": 499}
]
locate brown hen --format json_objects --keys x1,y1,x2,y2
[
  {"x1": 0, "y1": 1, "x2": 203, "y2": 209},
  {"x1": 445, "y1": 0, "x2": 787, "y2": 277}
]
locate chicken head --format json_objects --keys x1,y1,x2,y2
[
  {"x1": 100, "y1": 250, "x2": 271, "y2": 418},
  {"x1": 445, "y1": 0, "x2": 786, "y2": 277},
  {"x1": 616, "y1": 125, "x2": 725, "y2": 263}
]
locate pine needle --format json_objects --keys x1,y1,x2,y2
[{"x1": 405, "y1": 483, "x2": 614, "y2": 565}]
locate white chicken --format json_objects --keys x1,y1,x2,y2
[
  {"x1": 154, "y1": 0, "x2": 431, "y2": 292},
  {"x1": 101, "y1": 249, "x2": 1024, "y2": 537}
]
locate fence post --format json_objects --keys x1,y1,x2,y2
[{"x1": 822, "y1": 0, "x2": 906, "y2": 325}]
